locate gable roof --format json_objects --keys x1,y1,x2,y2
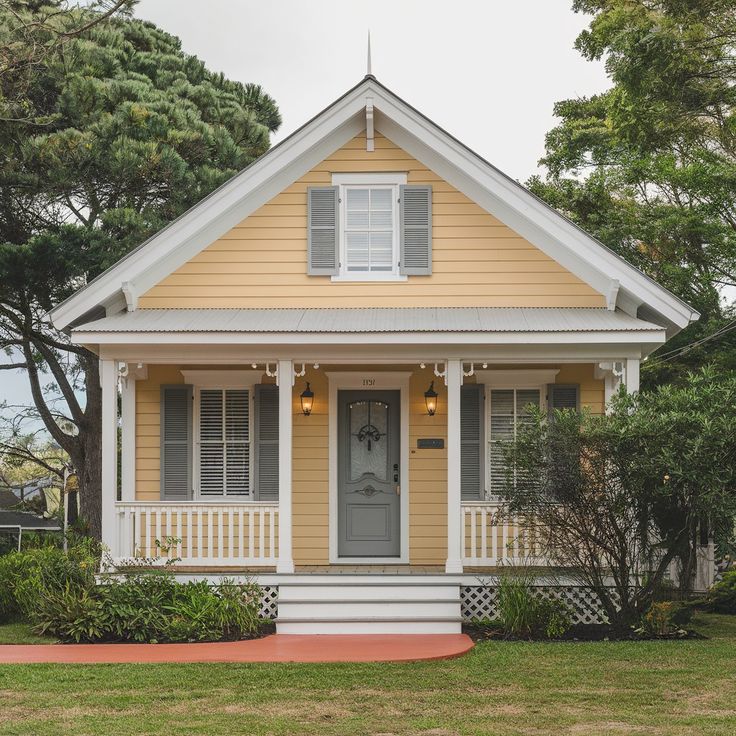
[{"x1": 50, "y1": 76, "x2": 699, "y2": 333}]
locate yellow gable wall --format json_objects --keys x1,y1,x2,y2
[{"x1": 139, "y1": 131, "x2": 605, "y2": 309}]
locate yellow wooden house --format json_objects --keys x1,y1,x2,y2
[{"x1": 51, "y1": 75, "x2": 698, "y2": 633}]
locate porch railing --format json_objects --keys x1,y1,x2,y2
[
  {"x1": 114, "y1": 502, "x2": 279, "y2": 566},
  {"x1": 462, "y1": 502, "x2": 547, "y2": 567}
]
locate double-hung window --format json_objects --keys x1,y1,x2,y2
[
  {"x1": 333, "y1": 173, "x2": 405, "y2": 280},
  {"x1": 196, "y1": 387, "x2": 251, "y2": 498}
]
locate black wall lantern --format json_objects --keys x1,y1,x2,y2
[
  {"x1": 300, "y1": 382, "x2": 314, "y2": 416},
  {"x1": 424, "y1": 380, "x2": 438, "y2": 416}
]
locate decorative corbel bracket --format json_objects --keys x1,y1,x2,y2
[
  {"x1": 122, "y1": 281, "x2": 138, "y2": 312},
  {"x1": 433, "y1": 362, "x2": 448, "y2": 386},
  {"x1": 365, "y1": 97, "x2": 374, "y2": 152}
]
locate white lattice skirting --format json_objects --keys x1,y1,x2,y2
[
  {"x1": 461, "y1": 585, "x2": 617, "y2": 625},
  {"x1": 260, "y1": 585, "x2": 279, "y2": 620},
  {"x1": 257, "y1": 585, "x2": 614, "y2": 624}
]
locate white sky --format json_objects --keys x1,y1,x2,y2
[{"x1": 0, "y1": 0, "x2": 609, "y2": 416}]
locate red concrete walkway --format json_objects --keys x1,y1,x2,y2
[{"x1": 0, "y1": 634, "x2": 474, "y2": 664}]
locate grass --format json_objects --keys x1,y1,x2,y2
[
  {"x1": 0, "y1": 613, "x2": 734, "y2": 735},
  {"x1": 0, "y1": 621, "x2": 56, "y2": 645}
]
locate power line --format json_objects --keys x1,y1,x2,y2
[{"x1": 647, "y1": 318, "x2": 736, "y2": 366}]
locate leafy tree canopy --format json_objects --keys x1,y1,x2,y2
[
  {"x1": 529, "y1": 0, "x2": 736, "y2": 385},
  {"x1": 0, "y1": 1, "x2": 281, "y2": 537}
]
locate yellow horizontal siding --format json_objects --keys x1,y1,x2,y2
[{"x1": 139, "y1": 131, "x2": 604, "y2": 309}]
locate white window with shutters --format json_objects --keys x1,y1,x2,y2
[
  {"x1": 475, "y1": 369, "x2": 559, "y2": 499},
  {"x1": 332, "y1": 173, "x2": 406, "y2": 281},
  {"x1": 194, "y1": 387, "x2": 252, "y2": 498}
]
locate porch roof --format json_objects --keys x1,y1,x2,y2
[{"x1": 74, "y1": 307, "x2": 663, "y2": 334}]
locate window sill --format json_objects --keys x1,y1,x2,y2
[{"x1": 331, "y1": 274, "x2": 408, "y2": 283}]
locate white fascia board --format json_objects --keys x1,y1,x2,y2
[
  {"x1": 95, "y1": 343, "x2": 649, "y2": 363},
  {"x1": 50, "y1": 95, "x2": 369, "y2": 330},
  {"x1": 369, "y1": 94, "x2": 698, "y2": 329},
  {"x1": 71, "y1": 329, "x2": 667, "y2": 346}
]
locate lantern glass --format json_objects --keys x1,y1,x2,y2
[
  {"x1": 300, "y1": 382, "x2": 314, "y2": 416},
  {"x1": 424, "y1": 381, "x2": 438, "y2": 416}
]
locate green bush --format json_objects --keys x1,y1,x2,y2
[
  {"x1": 637, "y1": 601, "x2": 692, "y2": 637},
  {"x1": 0, "y1": 542, "x2": 97, "y2": 622},
  {"x1": 701, "y1": 570, "x2": 736, "y2": 614},
  {"x1": 496, "y1": 575, "x2": 571, "y2": 639},
  {"x1": 29, "y1": 569, "x2": 263, "y2": 643}
]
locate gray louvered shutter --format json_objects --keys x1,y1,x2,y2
[
  {"x1": 400, "y1": 184, "x2": 432, "y2": 275},
  {"x1": 547, "y1": 384, "x2": 580, "y2": 417},
  {"x1": 461, "y1": 384, "x2": 485, "y2": 501},
  {"x1": 254, "y1": 384, "x2": 279, "y2": 501},
  {"x1": 160, "y1": 385, "x2": 193, "y2": 500},
  {"x1": 307, "y1": 186, "x2": 339, "y2": 275}
]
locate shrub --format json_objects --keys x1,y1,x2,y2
[
  {"x1": 638, "y1": 601, "x2": 691, "y2": 637},
  {"x1": 496, "y1": 575, "x2": 571, "y2": 639},
  {"x1": 0, "y1": 542, "x2": 97, "y2": 622},
  {"x1": 27, "y1": 567, "x2": 263, "y2": 643},
  {"x1": 700, "y1": 570, "x2": 736, "y2": 614}
]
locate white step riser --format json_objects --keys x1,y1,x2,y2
[
  {"x1": 279, "y1": 601, "x2": 460, "y2": 619},
  {"x1": 278, "y1": 585, "x2": 459, "y2": 601},
  {"x1": 277, "y1": 620, "x2": 462, "y2": 635}
]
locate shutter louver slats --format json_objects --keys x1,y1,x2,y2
[
  {"x1": 461, "y1": 384, "x2": 484, "y2": 501},
  {"x1": 198, "y1": 389, "x2": 250, "y2": 497},
  {"x1": 548, "y1": 384, "x2": 580, "y2": 413},
  {"x1": 225, "y1": 390, "x2": 249, "y2": 497},
  {"x1": 400, "y1": 185, "x2": 432, "y2": 275},
  {"x1": 488, "y1": 388, "x2": 541, "y2": 497},
  {"x1": 160, "y1": 385, "x2": 193, "y2": 500},
  {"x1": 308, "y1": 186, "x2": 339, "y2": 275},
  {"x1": 254, "y1": 384, "x2": 279, "y2": 501}
]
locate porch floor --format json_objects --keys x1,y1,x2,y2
[{"x1": 0, "y1": 634, "x2": 474, "y2": 664}]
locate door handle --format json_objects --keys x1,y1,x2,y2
[{"x1": 395, "y1": 485, "x2": 400, "y2": 496}]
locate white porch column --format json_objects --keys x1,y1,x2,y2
[
  {"x1": 100, "y1": 359, "x2": 119, "y2": 558},
  {"x1": 120, "y1": 368, "x2": 136, "y2": 503},
  {"x1": 625, "y1": 358, "x2": 640, "y2": 394},
  {"x1": 445, "y1": 359, "x2": 464, "y2": 573},
  {"x1": 277, "y1": 359, "x2": 295, "y2": 573}
]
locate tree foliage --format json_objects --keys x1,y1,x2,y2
[
  {"x1": 501, "y1": 369, "x2": 736, "y2": 627},
  {"x1": 0, "y1": 1, "x2": 281, "y2": 537},
  {"x1": 529, "y1": 0, "x2": 736, "y2": 385}
]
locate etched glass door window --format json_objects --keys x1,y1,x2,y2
[{"x1": 349, "y1": 400, "x2": 389, "y2": 482}]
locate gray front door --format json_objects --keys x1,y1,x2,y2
[{"x1": 338, "y1": 390, "x2": 401, "y2": 558}]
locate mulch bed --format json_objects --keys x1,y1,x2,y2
[{"x1": 463, "y1": 622, "x2": 706, "y2": 642}]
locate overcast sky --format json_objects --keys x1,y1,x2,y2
[{"x1": 1, "y1": 0, "x2": 609, "y2": 421}]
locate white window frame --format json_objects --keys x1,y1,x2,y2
[
  {"x1": 181, "y1": 370, "x2": 262, "y2": 501},
  {"x1": 331, "y1": 172, "x2": 408, "y2": 282},
  {"x1": 475, "y1": 369, "x2": 559, "y2": 500}
]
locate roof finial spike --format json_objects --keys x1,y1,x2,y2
[{"x1": 366, "y1": 30, "x2": 372, "y2": 77}]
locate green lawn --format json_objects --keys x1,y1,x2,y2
[
  {"x1": 0, "y1": 622, "x2": 56, "y2": 645},
  {"x1": 0, "y1": 614, "x2": 734, "y2": 735}
]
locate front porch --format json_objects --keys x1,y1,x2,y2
[{"x1": 98, "y1": 349, "x2": 640, "y2": 575}]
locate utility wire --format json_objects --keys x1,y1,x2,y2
[{"x1": 647, "y1": 317, "x2": 736, "y2": 366}]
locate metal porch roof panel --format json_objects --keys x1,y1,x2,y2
[{"x1": 73, "y1": 308, "x2": 664, "y2": 334}]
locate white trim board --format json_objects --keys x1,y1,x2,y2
[
  {"x1": 326, "y1": 371, "x2": 411, "y2": 565},
  {"x1": 51, "y1": 76, "x2": 698, "y2": 333}
]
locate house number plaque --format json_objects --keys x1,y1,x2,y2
[{"x1": 362, "y1": 378, "x2": 376, "y2": 387}]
